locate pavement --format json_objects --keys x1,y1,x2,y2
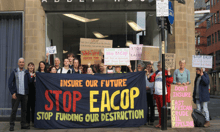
[{"x1": 0, "y1": 118, "x2": 220, "y2": 132}]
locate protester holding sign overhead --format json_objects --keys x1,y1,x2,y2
[
  {"x1": 57, "y1": 59, "x2": 73, "y2": 74},
  {"x1": 148, "y1": 61, "x2": 173, "y2": 128},
  {"x1": 193, "y1": 68, "x2": 210, "y2": 127},
  {"x1": 173, "y1": 59, "x2": 191, "y2": 85}
]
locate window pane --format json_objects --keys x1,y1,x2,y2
[
  {"x1": 198, "y1": 36, "x2": 200, "y2": 45},
  {"x1": 212, "y1": 34, "x2": 214, "y2": 43},
  {"x1": 215, "y1": 32, "x2": 217, "y2": 43},
  {"x1": 207, "y1": 36, "x2": 211, "y2": 46},
  {"x1": 218, "y1": 31, "x2": 220, "y2": 41},
  {"x1": 217, "y1": 11, "x2": 219, "y2": 22}
]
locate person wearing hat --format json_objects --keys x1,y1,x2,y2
[{"x1": 193, "y1": 67, "x2": 210, "y2": 127}]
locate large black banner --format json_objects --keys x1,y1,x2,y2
[{"x1": 35, "y1": 71, "x2": 147, "y2": 129}]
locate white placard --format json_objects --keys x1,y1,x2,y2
[
  {"x1": 46, "y1": 46, "x2": 57, "y2": 54},
  {"x1": 129, "y1": 44, "x2": 143, "y2": 60},
  {"x1": 104, "y1": 48, "x2": 130, "y2": 66},
  {"x1": 156, "y1": 0, "x2": 169, "y2": 17},
  {"x1": 192, "y1": 55, "x2": 213, "y2": 68}
]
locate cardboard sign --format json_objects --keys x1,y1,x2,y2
[
  {"x1": 192, "y1": 55, "x2": 213, "y2": 68},
  {"x1": 156, "y1": 0, "x2": 169, "y2": 17},
  {"x1": 141, "y1": 46, "x2": 159, "y2": 62},
  {"x1": 80, "y1": 38, "x2": 113, "y2": 53},
  {"x1": 165, "y1": 53, "x2": 176, "y2": 69},
  {"x1": 46, "y1": 46, "x2": 57, "y2": 54},
  {"x1": 81, "y1": 50, "x2": 102, "y2": 65},
  {"x1": 129, "y1": 44, "x2": 143, "y2": 60},
  {"x1": 171, "y1": 85, "x2": 194, "y2": 128},
  {"x1": 104, "y1": 48, "x2": 130, "y2": 66}
]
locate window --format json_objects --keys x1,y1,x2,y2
[
  {"x1": 198, "y1": 36, "x2": 200, "y2": 45},
  {"x1": 218, "y1": 31, "x2": 220, "y2": 41},
  {"x1": 207, "y1": 18, "x2": 211, "y2": 29},
  {"x1": 215, "y1": 13, "x2": 217, "y2": 23},
  {"x1": 212, "y1": 16, "x2": 214, "y2": 25},
  {"x1": 214, "y1": 0, "x2": 216, "y2": 5},
  {"x1": 206, "y1": 0, "x2": 210, "y2": 9},
  {"x1": 215, "y1": 32, "x2": 217, "y2": 43},
  {"x1": 195, "y1": 37, "x2": 197, "y2": 45},
  {"x1": 212, "y1": 34, "x2": 214, "y2": 44},
  {"x1": 216, "y1": 51, "x2": 220, "y2": 62},
  {"x1": 211, "y1": 0, "x2": 213, "y2": 7},
  {"x1": 207, "y1": 36, "x2": 211, "y2": 46},
  {"x1": 217, "y1": 11, "x2": 219, "y2": 22}
]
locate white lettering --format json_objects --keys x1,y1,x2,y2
[
  {"x1": 67, "y1": 0, "x2": 72, "y2": 2},
  {"x1": 54, "y1": 0, "x2": 60, "y2": 2},
  {"x1": 115, "y1": 0, "x2": 120, "y2": 2},
  {"x1": 42, "y1": 0, "x2": 47, "y2": 2},
  {"x1": 127, "y1": 0, "x2": 132, "y2": 2},
  {"x1": 79, "y1": 0, "x2": 85, "y2": 2}
]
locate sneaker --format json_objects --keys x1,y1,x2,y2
[{"x1": 204, "y1": 121, "x2": 210, "y2": 127}]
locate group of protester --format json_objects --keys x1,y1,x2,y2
[{"x1": 8, "y1": 53, "x2": 210, "y2": 131}]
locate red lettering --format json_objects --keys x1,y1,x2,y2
[
  {"x1": 72, "y1": 91, "x2": 82, "y2": 112},
  {"x1": 53, "y1": 90, "x2": 62, "y2": 111},
  {"x1": 45, "y1": 90, "x2": 53, "y2": 111},
  {"x1": 63, "y1": 91, "x2": 72, "y2": 112}
]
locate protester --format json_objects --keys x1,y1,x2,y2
[
  {"x1": 57, "y1": 59, "x2": 73, "y2": 74},
  {"x1": 49, "y1": 66, "x2": 57, "y2": 73},
  {"x1": 145, "y1": 63, "x2": 155, "y2": 125},
  {"x1": 148, "y1": 61, "x2": 173, "y2": 128},
  {"x1": 173, "y1": 59, "x2": 191, "y2": 85},
  {"x1": 67, "y1": 53, "x2": 75, "y2": 68},
  {"x1": 73, "y1": 59, "x2": 80, "y2": 73},
  {"x1": 193, "y1": 68, "x2": 210, "y2": 127},
  {"x1": 135, "y1": 62, "x2": 145, "y2": 72},
  {"x1": 37, "y1": 61, "x2": 47, "y2": 73},
  {"x1": 26, "y1": 62, "x2": 36, "y2": 126},
  {"x1": 99, "y1": 63, "x2": 107, "y2": 74},
  {"x1": 46, "y1": 65, "x2": 53, "y2": 73},
  {"x1": 106, "y1": 66, "x2": 115, "y2": 73},
  {"x1": 8, "y1": 58, "x2": 35, "y2": 131},
  {"x1": 79, "y1": 65, "x2": 84, "y2": 74},
  {"x1": 54, "y1": 57, "x2": 61, "y2": 71},
  {"x1": 87, "y1": 67, "x2": 94, "y2": 75},
  {"x1": 115, "y1": 66, "x2": 122, "y2": 73}
]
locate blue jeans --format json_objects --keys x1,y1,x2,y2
[{"x1": 196, "y1": 100, "x2": 209, "y2": 121}]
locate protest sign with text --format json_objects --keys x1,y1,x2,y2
[
  {"x1": 141, "y1": 46, "x2": 159, "y2": 62},
  {"x1": 165, "y1": 53, "x2": 176, "y2": 69},
  {"x1": 171, "y1": 85, "x2": 194, "y2": 128},
  {"x1": 192, "y1": 55, "x2": 213, "y2": 68},
  {"x1": 81, "y1": 50, "x2": 102, "y2": 65},
  {"x1": 46, "y1": 46, "x2": 57, "y2": 54},
  {"x1": 104, "y1": 48, "x2": 130, "y2": 66},
  {"x1": 80, "y1": 38, "x2": 113, "y2": 53},
  {"x1": 35, "y1": 72, "x2": 147, "y2": 129},
  {"x1": 129, "y1": 44, "x2": 143, "y2": 60}
]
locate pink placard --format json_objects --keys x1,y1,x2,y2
[{"x1": 129, "y1": 44, "x2": 143, "y2": 60}]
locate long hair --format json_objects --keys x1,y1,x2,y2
[
  {"x1": 37, "y1": 61, "x2": 47, "y2": 73},
  {"x1": 27, "y1": 62, "x2": 35, "y2": 73}
]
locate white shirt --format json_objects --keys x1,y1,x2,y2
[
  {"x1": 154, "y1": 71, "x2": 167, "y2": 95},
  {"x1": 57, "y1": 67, "x2": 72, "y2": 74}
]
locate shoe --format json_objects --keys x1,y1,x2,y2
[
  {"x1": 204, "y1": 121, "x2": 210, "y2": 127},
  {"x1": 21, "y1": 125, "x2": 30, "y2": 129},
  {"x1": 9, "y1": 126, "x2": 14, "y2": 131}
]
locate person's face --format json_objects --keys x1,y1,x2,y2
[
  {"x1": 157, "y1": 63, "x2": 162, "y2": 70},
  {"x1": 196, "y1": 68, "x2": 201, "y2": 74},
  {"x1": 55, "y1": 58, "x2": 60, "y2": 66},
  {"x1": 64, "y1": 59, "x2": 70, "y2": 67},
  {"x1": 50, "y1": 67, "x2": 57, "y2": 73},
  {"x1": 99, "y1": 65, "x2": 104, "y2": 71},
  {"x1": 74, "y1": 60, "x2": 79, "y2": 68},
  {"x1": 108, "y1": 66, "x2": 112, "y2": 69},
  {"x1": 137, "y1": 65, "x2": 144, "y2": 72},
  {"x1": 18, "y1": 59, "x2": 25, "y2": 69},
  {"x1": 79, "y1": 65, "x2": 83, "y2": 71},
  {"x1": 68, "y1": 56, "x2": 74, "y2": 64},
  {"x1": 146, "y1": 65, "x2": 152, "y2": 72},
  {"x1": 40, "y1": 62, "x2": 45, "y2": 70},
  {"x1": 28, "y1": 64, "x2": 34, "y2": 72},
  {"x1": 87, "y1": 68, "x2": 93, "y2": 74},
  {"x1": 179, "y1": 61, "x2": 186, "y2": 69},
  {"x1": 115, "y1": 67, "x2": 121, "y2": 73}
]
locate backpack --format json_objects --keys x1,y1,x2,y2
[{"x1": 191, "y1": 109, "x2": 206, "y2": 127}]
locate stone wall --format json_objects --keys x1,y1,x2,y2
[
  {"x1": 0, "y1": 0, "x2": 25, "y2": 11},
  {"x1": 24, "y1": 0, "x2": 46, "y2": 67}
]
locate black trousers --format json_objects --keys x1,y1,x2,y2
[
  {"x1": 147, "y1": 93, "x2": 155, "y2": 122},
  {"x1": 26, "y1": 93, "x2": 35, "y2": 124},
  {"x1": 10, "y1": 94, "x2": 28, "y2": 127}
]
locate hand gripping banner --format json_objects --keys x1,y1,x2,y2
[{"x1": 35, "y1": 71, "x2": 147, "y2": 129}]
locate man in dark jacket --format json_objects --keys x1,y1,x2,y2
[
  {"x1": 193, "y1": 68, "x2": 210, "y2": 127},
  {"x1": 8, "y1": 58, "x2": 34, "y2": 131}
]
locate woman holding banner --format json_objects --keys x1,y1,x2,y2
[
  {"x1": 37, "y1": 61, "x2": 47, "y2": 73},
  {"x1": 57, "y1": 59, "x2": 73, "y2": 74},
  {"x1": 148, "y1": 61, "x2": 173, "y2": 128},
  {"x1": 173, "y1": 59, "x2": 191, "y2": 85}
]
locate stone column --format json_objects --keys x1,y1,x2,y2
[{"x1": 24, "y1": 0, "x2": 46, "y2": 66}]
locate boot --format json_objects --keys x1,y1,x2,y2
[{"x1": 204, "y1": 121, "x2": 210, "y2": 127}]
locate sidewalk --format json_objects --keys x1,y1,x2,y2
[
  {"x1": 1, "y1": 118, "x2": 220, "y2": 132},
  {"x1": 210, "y1": 95, "x2": 220, "y2": 99}
]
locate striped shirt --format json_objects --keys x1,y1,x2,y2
[{"x1": 17, "y1": 68, "x2": 25, "y2": 95}]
